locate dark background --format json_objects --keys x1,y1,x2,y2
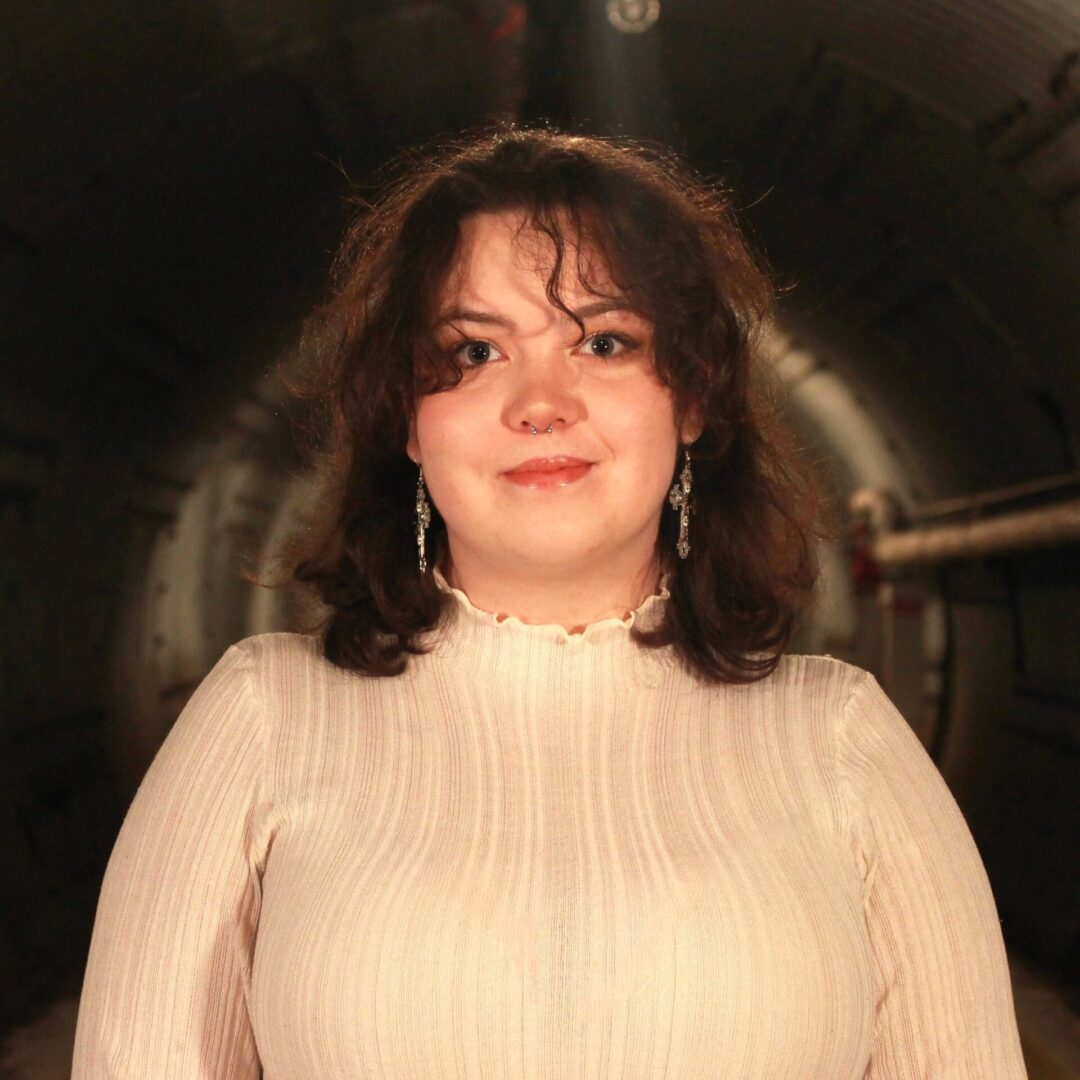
[{"x1": 1, "y1": 1, "x2": 1078, "y2": 1073}]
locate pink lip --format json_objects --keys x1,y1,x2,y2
[
  {"x1": 503, "y1": 456, "x2": 593, "y2": 489},
  {"x1": 505, "y1": 456, "x2": 591, "y2": 474}
]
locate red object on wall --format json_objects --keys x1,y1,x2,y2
[
  {"x1": 489, "y1": 3, "x2": 526, "y2": 41},
  {"x1": 850, "y1": 522, "x2": 883, "y2": 595}
]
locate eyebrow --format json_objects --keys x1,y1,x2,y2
[{"x1": 432, "y1": 298, "x2": 634, "y2": 330}]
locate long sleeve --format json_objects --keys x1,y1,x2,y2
[
  {"x1": 839, "y1": 670, "x2": 1028, "y2": 1078},
  {"x1": 71, "y1": 642, "x2": 270, "y2": 1079}
]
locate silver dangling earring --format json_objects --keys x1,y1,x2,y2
[
  {"x1": 415, "y1": 465, "x2": 432, "y2": 574},
  {"x1": 667, "y1": 445, "x2": 692, "y2": 559}
]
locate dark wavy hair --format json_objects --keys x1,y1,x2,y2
[{"x1": 287, "y1": 122, "x2": 826, "y2": 684}]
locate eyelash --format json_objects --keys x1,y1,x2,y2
[{"x1": 451, "y1": 330, "x2": 640, "y2": 368}]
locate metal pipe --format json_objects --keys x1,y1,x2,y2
[
  {"x1": 871, "y1": 498, "x2": 1080, "y2": 565},
  {"x1": 907, "y1": 469, "x2": 1080, "y2": 522}
]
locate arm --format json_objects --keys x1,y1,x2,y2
[
  {"x1": 72, "y1": 642, "x2": 271, "y2": 1078},
  {"x1": 839, "y1": 671, "x2": 1028, "y2": 1079}
]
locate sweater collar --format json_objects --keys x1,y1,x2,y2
[{"x1": 430, "y1": 565, "x2": 670, "y2": 646}]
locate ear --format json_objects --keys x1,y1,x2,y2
[
  {"x1": 679, "y1": 404, "x2": 705, "y2": 446},
  {"x1": 405, "y1": 415, "x2": 420, "y2": 465}
]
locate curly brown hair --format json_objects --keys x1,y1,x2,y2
[{"x1": 287, "y1": 122, "x2": 825, "y2": 684}]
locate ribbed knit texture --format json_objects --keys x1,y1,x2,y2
[{"x1": 72, "y1": 572, "x2": 1028, "y2": 1078}]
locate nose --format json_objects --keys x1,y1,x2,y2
[{"x1": 503, "y1": 352, "x2": 586, "y2": 436}]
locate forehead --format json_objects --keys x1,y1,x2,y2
[{"x1": 440, "y1": 209, "x2": 616, "y2": 301}]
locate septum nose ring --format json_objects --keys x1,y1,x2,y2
[{"x1": 529, "y1": 424, "x2": 555, "y2": 435}]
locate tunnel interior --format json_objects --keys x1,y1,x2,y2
[{"x1": 1, "y1": 1, "x2": 1078, "y2": 1072}]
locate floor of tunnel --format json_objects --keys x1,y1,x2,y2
[{"x1": 1, "y1": 951, "x2": 1076, "y2": 1079}]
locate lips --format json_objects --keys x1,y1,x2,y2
[
  {"x1": 504, "y1": 456, "x2": 591, "y2": 474},
  {"x1": 503, "y1": 455, "x2": 594, "y2": 489}
]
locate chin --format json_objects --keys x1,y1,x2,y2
[{"x1": 501, "y1": 536, "x2": 615, "y2": 569}]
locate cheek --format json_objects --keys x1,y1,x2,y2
[
  {"x1": 413, "y1": 394, "x2": 474, "y2": 460},
  {"x1": 625, "y1": 440, "x2": 680, "y2": 508},
  {"x1": 602, "y1": 381, "x2": 680, "y2": 464},
  {"x1": 412, "y1": 394, "x2": 495, "y2": 513}
]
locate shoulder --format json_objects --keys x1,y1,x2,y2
[
  {"x1": 671, "y1": 654, "x2": 874, "y2": 740},
  {"x1": 706, "y1": 654, "x2": 877, "y2": 742},
  {"x1": 774, "y1": 657, "x2": 923, "y2": 774},
  {"x1": 230, "y1": 630, "x2": 325, "y2": 667},
  {"x1": 226, "y1": 630, "x2": 343, "y2": 685},
  {"x1": 669, "y1": 652, "x2": 870, "y2": 711},
  {"x1": 225, "y1": 630, "x2": 382, "y2": 708},
  {"x1": 753, "y1": 652, "x2": 871, "y2": 703}
]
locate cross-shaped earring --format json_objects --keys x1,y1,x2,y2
[
  {"x1": 667, "y1": 446, "x2": 692, "y2": 559},
  {"x1": 416, "y1": 466, "x2": 432, "y2": 573}
]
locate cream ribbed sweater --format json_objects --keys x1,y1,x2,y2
[{"x1": 72, "y1": 572, "x2": 1028, "y2": 1078}]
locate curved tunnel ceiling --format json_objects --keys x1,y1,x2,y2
[
  {"x1": 3, "y1": 0, "x2": 1078, "y2": 511},
  {"x1": 662, "y1": 2, "x2": 1080, "y2": 498}
]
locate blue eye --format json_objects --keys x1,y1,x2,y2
[{"x1": 455, "y1": 340, "x2": 503, "y2": 366}]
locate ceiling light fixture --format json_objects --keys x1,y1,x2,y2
[{"x1": 606, "y1": 0, "x2": 660, "y2": 34}]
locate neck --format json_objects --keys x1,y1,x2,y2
[{"x1": 441, "y1": 549, "x2": 662, "y2": 635}]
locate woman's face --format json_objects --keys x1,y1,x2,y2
[{"x1": 407, "y1": 209, "x2": 699, "y2": 581}]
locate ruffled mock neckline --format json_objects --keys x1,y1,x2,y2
[{"x1": 432, "y1": 566, "x2": 670, "y2": 645}]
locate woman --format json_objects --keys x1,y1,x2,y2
[{"x1": 72, "y1": 126, "x2": 1028, "y2": 1078}]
